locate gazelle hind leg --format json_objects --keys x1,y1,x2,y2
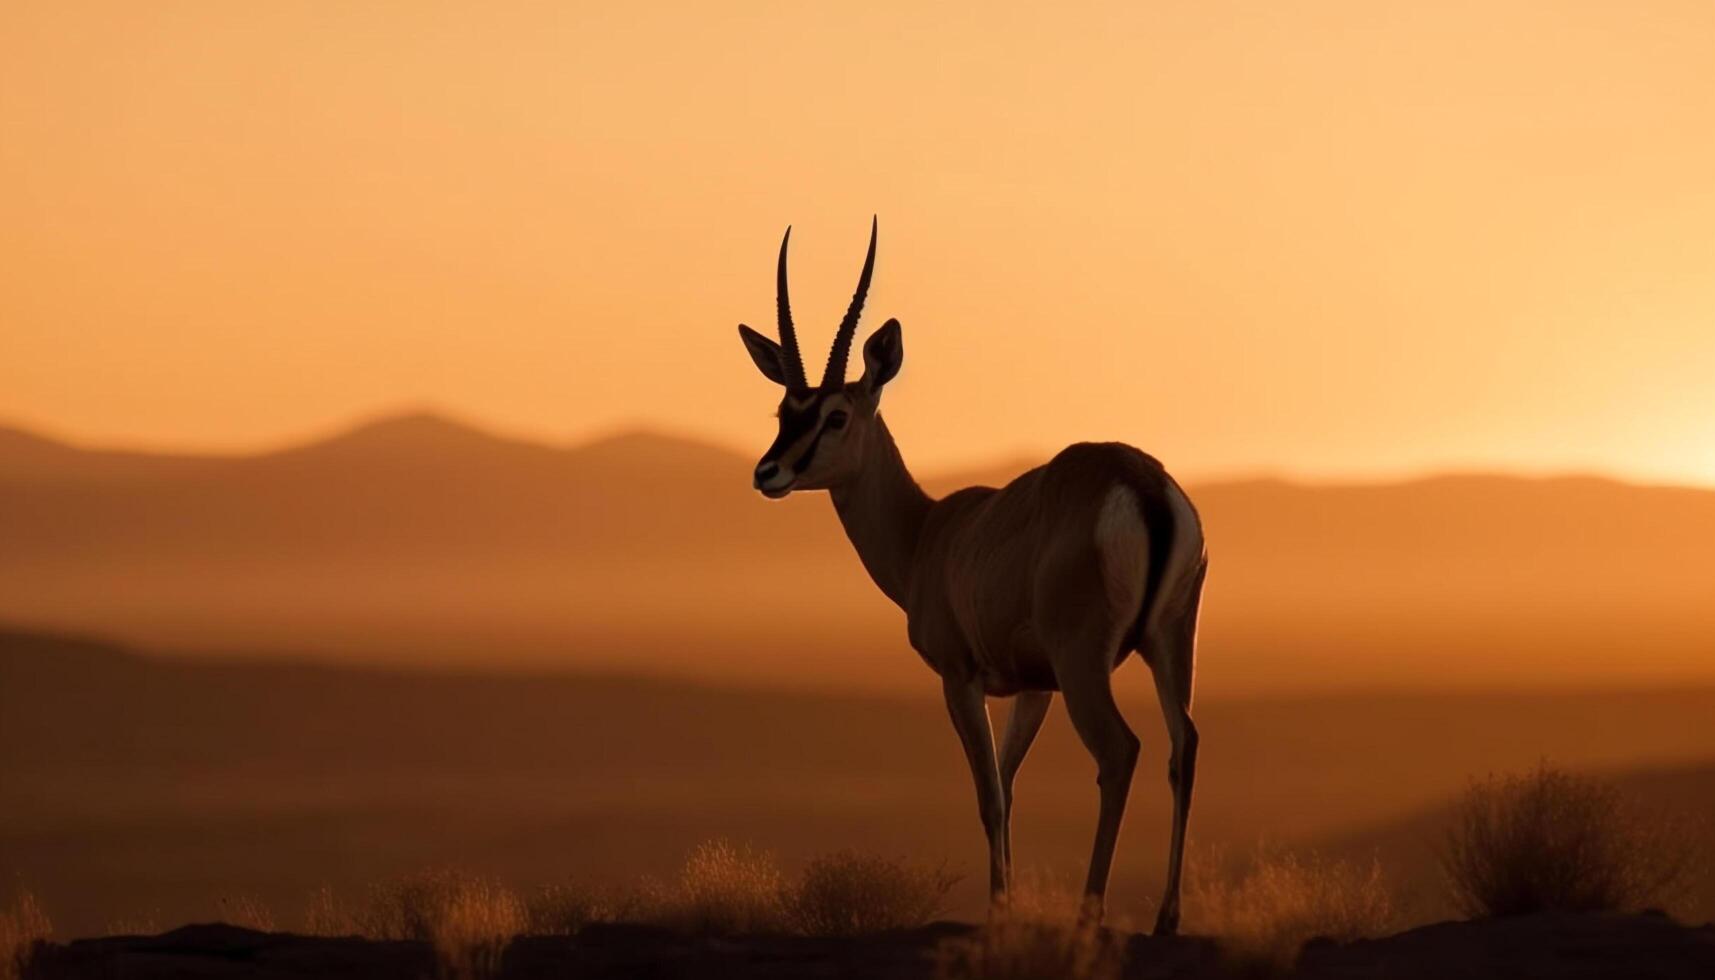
[
  {"x1": 942, "y1": 677, "x2": 1009, "y2": 904},
  {"x1": 997, "y1": 691, "x2": 1053, "y2": 886},
  {"x1": 1057, "y1": 653, "x2": 1140, "y2": 925},
  {"x1": 1147, "y1": 560, "x2": 1205, "y2": 936}
]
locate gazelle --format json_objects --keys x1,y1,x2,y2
[{"x1": 735, "y1": 219, "x2": 1208, "y2": 933}]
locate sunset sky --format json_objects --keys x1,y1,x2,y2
[{"x1": 3, "y1": 1, "x2": 1712, "y2": 484}]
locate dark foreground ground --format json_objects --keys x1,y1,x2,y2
[{"x1": 23, "y1": 912, "x2": 1715, "y2": 980}]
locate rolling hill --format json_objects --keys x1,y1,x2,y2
[
  {"x1": 5, "y1": 630, "x2": 1713, "y2": 936},
  {"x1": 2, "y1": 411, "x2": 1714, "y2": 695}
]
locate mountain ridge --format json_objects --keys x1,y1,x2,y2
[
  {"x1": 3, "y1": 410, "x2": 1714, "y2": 695},
  {"x1": 4, "y1": 409, "x2": 1706, "y2": 496}
]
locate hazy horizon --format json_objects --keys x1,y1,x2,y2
[
  {"x1": 7, "y1": 405, "x2": 1713, "y2": 493},
  {"x1": 6, "y1": 409, "x2": 1715, "y2": 697}
]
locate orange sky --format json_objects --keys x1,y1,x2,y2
[{"x1": 3, "y1": 1, "x2": 1712, "y2": 484}]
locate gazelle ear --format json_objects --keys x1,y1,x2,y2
[
  {"x1": 738, "y1": 324, "x2": 790, "y2": 386},
  {"x1": 860, "y1": 318, "x2": 903, "y2": 393}
]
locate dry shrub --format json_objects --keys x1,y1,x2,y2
[
  {"x1": 215, "y1": 894, "x2": 276, "y2": 932},
  {"x1": 1442, "y1": 761, "x2": 1697, "y2": 918},
  {"x1": 935, "y1": 874, "x2": 1124, "y2": 980},
  {"x1": 644, "y1": 839, "x2": 789, "y2": 935},
  {"x1": 305, "y1": 843, "x2": 970, "y2": 950},
  {"x1": 524, "y1": 881, "x2": 645, "y2": 936},
  {"x1": 788, "y1": 850, "x2": 960, "y2": 936},
  {"x1": 1185, "y1": 845, "x2": 1394, "y2": 972},
  {"x1": 306, "y1": 871, "x2": 523, "y2": 980},
  {"x1": 428, "y1": 878, "x2": 526, "y2": 980},
  {"x1": 638, "y1": 841, "x2": 963, "y2": 937},
  {"x1": 304, "y1": 886, "x2": 356, "y2": 937},
  {"x1": 0, "y1": 892, "x2": 52, "y2": 980}
]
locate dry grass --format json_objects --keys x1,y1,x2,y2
[
  {"x1": 305, "y1": 871, "x2": 524, "y2": 980},
  {"x1": 0, "y1": 891, "x2": 52, "y2": 980},
  {"x1": 640, "y1": 841, "x2": 963, "y2": 937},
  {"x1": 523, "y1": 880, "x2": 645, "y2": 936},
  {"x1": 642, "y1": 839, "x2": 790, "y2": 935},
  {"x1": 215, "y1": 894, "x2": 276, "y2": 932},
  {"x1": 304, "y1": 886, "x2": 353, "y2": 937},
  {"x1": 934, "y1": 874, "x2": 1125, "y2": 980},
  {"x1": 1442, "y1": 761, "x2": 1699, "y2": 918},
  {"x1": 300, "y1": 841, "x2": 962, "y2": 948},
  {"x1": 427, "y1": 878, "x2": 526, "y2": 980},
  {"x1": 1184, "y1": 845, "x2": 1395, "y2": 973},
  {"x1": 787, "y1": 850, "x2": 960, "y2": 936}
]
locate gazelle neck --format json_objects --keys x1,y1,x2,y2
[{"x1": 830, "y1": 415, "x2": 931, "y2": 608}]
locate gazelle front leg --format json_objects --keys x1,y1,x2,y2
[{"x1": 943, "y1": 677, "x2": 1008, "y2": 904}]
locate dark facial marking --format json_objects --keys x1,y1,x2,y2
[
  {"x1": 773, "y1": 392, "x2": 826, "y2": 445},
  {"x1": 764, "y1": 390, "x2": 850, "y2": 474},
  {"x1": 797, "y1": 418, "x2": 833, "y2": 472}
]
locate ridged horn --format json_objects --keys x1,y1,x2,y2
[
  {"x1": 775, "y1": 227, "x2": 807, "y2": 388},
  {"x1": 820, "y1": 216, "x2": 877, "y2": 389}
]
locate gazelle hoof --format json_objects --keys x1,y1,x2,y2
[{"x1": 1153, "y1": 908, "x2": 1180, "y2": 936}]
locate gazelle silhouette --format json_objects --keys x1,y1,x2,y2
[{"x1": 736, "y1": 219, "x2": 1208, "y2": 932}]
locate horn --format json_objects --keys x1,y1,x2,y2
[
  {"x1": 776, "y1": 227, "x2": 807, "y2": 388},
  {"x1": 820, "y1": 216, "x2": 877, "y2": 389}
]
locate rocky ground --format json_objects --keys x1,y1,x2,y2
[{"x1": 20, "y1": 911, "x2": 1715, "y2": 980}]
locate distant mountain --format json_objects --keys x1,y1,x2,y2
[
  {"x1": 0, "y1": 424, "x2": 219, "y2": 483},
  {"x1": 2, "y1": 412, "x2": 1713, "y2": 694},
  {"x1": 0, "y1": 411, "x2": 802, "y2": 560}
]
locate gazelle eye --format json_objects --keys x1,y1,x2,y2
[{"x1": 826, "y1": 410, "x2": 849, "y2": 430}]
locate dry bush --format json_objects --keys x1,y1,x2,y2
[
  {"x1": 934, "y1": 874, "x2": 1124, "y2": 980},
  {"x1": 361, "y1": 870, "x2": 523, "y2": 942},
  {"x1": 636, "y1": 841, "x2": 966, "y2": 938},
  {"x1": 524, "y1": 881, "x2": 645, "y2": 936},
  {"x1": 304, "y1": 886, "x2": 357, "y2": 937},
  {"x1": 1184, "y1": 845, "x2": 1394, "y2": 972},
  {"x1": 998, "y1": 872, "x2": 1092, "y2": 926},
  {"x1": 306, "y1": 871, "x2": 524, "y2": 980},
  {"x1": 643, "y1": 839, "x2": 789, "y2": 935},
  {"x1": 1442, "y1": 762, "x2": 1697, "y2": 918},
  {"x1": 788, "y1": 850, "x2": 960, "y2": 936},
  {"x1": 215, "y1": 894, "x2": 276, "y2": 932},
  {"x1": 428, "y1": 878, "x2": 526, "y2": 980},
  {"x1": 1, "y1": 892, "x2": 52, "y2": 980}
]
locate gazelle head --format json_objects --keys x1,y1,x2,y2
[{"x1": 737, "y1": 218, "x2": 904, "y2": 498}]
